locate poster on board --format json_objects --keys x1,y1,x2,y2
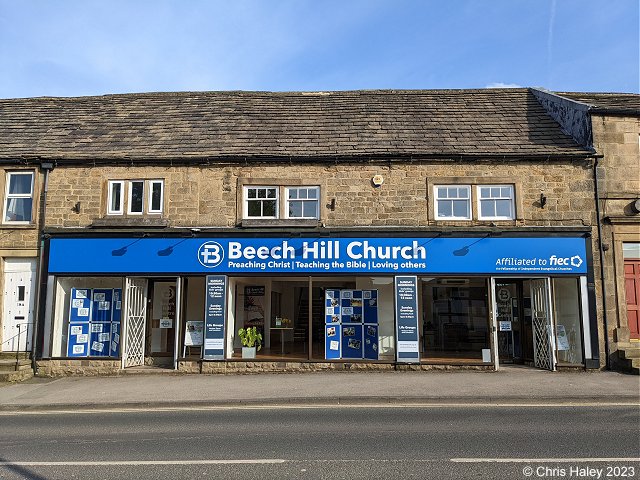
[
  {"x1": 184, "y1": 321, "x2": 204, "y2": 346},
  {"x1": 91, "y1": 289, "x2": 113, "y2": 322},
  {"x1": 67, "y1": 322, "x2": 90, "y2": 357},
  {"x1": 341, "y1": 324, "x2": 363, "y2": 359},
  {"x1": 70, "y1": 288, "x2": 91, "y2": 323}
]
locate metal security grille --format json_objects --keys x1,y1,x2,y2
[
  {"x1": 530, "y1": 279, "x2": 554, "y2": 371},
  {"x1": 123, "y1": 278, "x2": 147, "y2": 368}
]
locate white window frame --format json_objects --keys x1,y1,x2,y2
[
  {"x1": 3, "y1": 171, "x2": 34, "y2": 224},
  {"x1": 147, "y1": 180, "x2": 164, "y2": 214},
  {"x1": 285, "y1": 186, "x2": 320, "y2": 219},
  {"x1": 477, "y1": 184, "x2": 515, "y2": 220},
  {"x1": 434, "y1": 185, "x2": 471, "y2": 220},
  {"x1": 107, "y1": 180, "x2": 124, "y2": 215},
  {"x1": 127, "y1": 180, "x2": 145, "y2": 215},
  {"x1": 243, "y1": 186, "x2": 279, "y2": 219}
]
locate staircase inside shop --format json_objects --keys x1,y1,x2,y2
[
  {"x1": 617, "y1": 343, "x2": 640, "y2": 375},
  {"x1": 0, "y1": 351, "x2": 33, "y2": 383},
  {"x1": 296, "y1": 287, "x2": 326, "y2": 355}
]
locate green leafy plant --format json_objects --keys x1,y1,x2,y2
[{"x1": 238, "y1": 327, "x2": 262, "y2": 351}]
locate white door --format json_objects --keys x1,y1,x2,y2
[
  {"x1": 530, "y1": 278, "x2": 557, "y2": 371},
  {"x1": 2, "y1": 258, "x2": 36, "y2": 352},
  {"x1": 122, "y1": 277, "x2": 148, "y2": 368}
]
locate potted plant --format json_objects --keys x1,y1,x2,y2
[{"x1": 238, "y1": 326, "x2": 262, "y2": 359}]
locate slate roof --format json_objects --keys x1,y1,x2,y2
[
  {"x1": 556, "y1": 92, "x2": 640, "y2": 116},
  {"x1": 0, "y1": 89, "x2": 591, "y2": 162}
]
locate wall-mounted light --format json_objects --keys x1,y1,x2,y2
[
  {"x1": 326, "y1": 198, "x2": 336, "y2": 211},
  {"x1": 71, "y1": 202, "x2": 81, "y2": 213},
  {"x1": 539, "y1": 193, "x2": 547, "y2": 208},
  {"x1": 631, "y1": 198, "x2": 640, "y2": 214}
]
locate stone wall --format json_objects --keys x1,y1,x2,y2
[
  {"x1": 35, "y1": 359, "x2": 493, "y2": 376},
  {"x1": 44, "y1": 161, "x2": 597, "y2": 229},
  {"x1": 36, "y1": 359, "x2": 122, "y2": 377},
  {"x1": 592, "y1": 114, "x2": 640, "y2": 367}
]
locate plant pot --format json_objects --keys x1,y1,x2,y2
[{"x1": 242, "y1": 346, "x2": 257, "y2": 359}]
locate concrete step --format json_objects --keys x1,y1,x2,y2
[
  {"x1": 0, "y1": 369, "x2": 33, "y2": 383},
  {"x1": 0, "y1": 359, "x2": 32, "y2": 372},
  {"x1": 620, "y1": 348, "x2": 640, "y2": 359},
  {"x1": 0, "y1": 352, "x2": 29, "y2": 360}
]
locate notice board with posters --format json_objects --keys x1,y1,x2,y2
[
  {"x1": 67, "y1": 287, "x2": 122, "y2": 358},
  {"x1": 325, "y1": 289, "x2": 378, "y2": 360}
]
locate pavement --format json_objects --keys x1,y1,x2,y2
[{"x1": 0, "y1": 366, "x2": 638, "y2": 411}]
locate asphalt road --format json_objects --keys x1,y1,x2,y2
[{"x1": 0, "y1": 405, "x2": 638, "y2": 479}]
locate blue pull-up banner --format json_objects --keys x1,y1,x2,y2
[{"x1": 203, "y1": 275, "x2": 227, "y2": 360}]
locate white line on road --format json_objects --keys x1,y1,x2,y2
[
  {"x1": 0, "y1": 402, "x2": 637, "y2": 415},
  {"x1": 0, "y1": 459, "x2": 287, "y2": 466},
  {"x1": 451, "y1": 458, "x2": 640, "y2": 463}
]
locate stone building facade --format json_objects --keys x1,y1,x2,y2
[
  {"x1": 533, "y1": 90, "x2": 640, "y2": 373},
  {"x1": 0, "y1": 163, "x2": 43, "y2": 364},
  {"x1": 1, "y1": 88, "x2": 634, "y2": 376}
]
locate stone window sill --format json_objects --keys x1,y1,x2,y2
[
  {"x1": 240, "y1": 219, "x2": 320, "y2": 228},
  {"x1": 91, "y1": 217, "x2": 169, "y2": 228}
]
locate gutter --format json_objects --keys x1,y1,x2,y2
[{"x1": 0, "y1": 152, "x2": 595, "y2": 167}]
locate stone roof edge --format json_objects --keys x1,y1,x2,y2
[
  {"x1": 551, "y1": 90, "x2": 640, "y2": 117},
  {"x1": 530, "y1": 88, "x2": 595, "y2": 150},
  {"x1": 0, "y1": 87, "x2": 533, "y2": 101}
]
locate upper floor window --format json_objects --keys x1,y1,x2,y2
[
  {"x1": 242, "y1": 185, "x2": 320, "y2": 220},
  {"x1": 434, "y1": 185, "x2": 471, "y2": 220},
  {"x1": 244, "y1": 187, "x2": 278, "y2": 219},
  {"x1": 433, "y1": 183, "x2": 516, "y2": 221},
  {"x1": 477, "y1": 185, "x2": 514, "y2": 220},
  {"x1": 108, "y1": 179, "x2": 163, "y2": 216},
  {"x1": 286, "y1": 186, "x2": 319, "y2": 219},
  {"x1": 3, "y1": 171, "x2": 34, "y2": 224}
]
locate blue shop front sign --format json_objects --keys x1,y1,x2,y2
[{"x1": 48, "y1": 236, "x2": 588, "y2": 275}]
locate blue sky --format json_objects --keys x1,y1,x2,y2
[{"x1": 0, "y1": 0, "x2": 638, "y2": 98}]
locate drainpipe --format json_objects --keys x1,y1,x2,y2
[
  {"x1": 31, "y1": 161, "x2": 54, "y2": 375},
  {"x1": 593, "y1": 157, "x2": 610, "y2": 369}
]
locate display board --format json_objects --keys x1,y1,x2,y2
[
  {"x1": 395, "y1": 276, "x2": 420, "y2": 363},
  {"x1": 203, "y1": 275, "x2": 227, "y2": 360},
  {"x1": 67, "y1": 287, "x2": 122, "y2": 358},
  {"x1": 67, "y1": 322, "x2": 89, "y2": 357},
  {"x1": 325, "y1": 289, "x2": 378, "y2": 360}
]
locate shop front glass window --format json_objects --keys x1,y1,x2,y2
[
  {"x1": 4, "y1": 172, "x2": 34, "y2": 223},
  {"x1": 421, "y1": 277, "x2": 490, "y2": 361},
  {"x1": 552, "y1": 278, "x2": 583, "y2": 364},
  {"x1": 50, "y1": 277, "x2": 124, "y2": 358}
]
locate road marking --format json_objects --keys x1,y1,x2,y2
[
  {"x1": 0, "y1": 402, "x2": 637, "y2": 415},
  {"x1": 451, "y1": 458, "x2": 640, "y2": 463},
  {"x1": 0, "y1": 459, "x2": 287, "y2": 466}
]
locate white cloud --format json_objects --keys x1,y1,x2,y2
[{"x1": 485, "y1": 82, "x2": 523, "y2": 88}]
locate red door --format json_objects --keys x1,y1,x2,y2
[{"x1": 625, "y1": 260, "x2": 640, "y2": 340}]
